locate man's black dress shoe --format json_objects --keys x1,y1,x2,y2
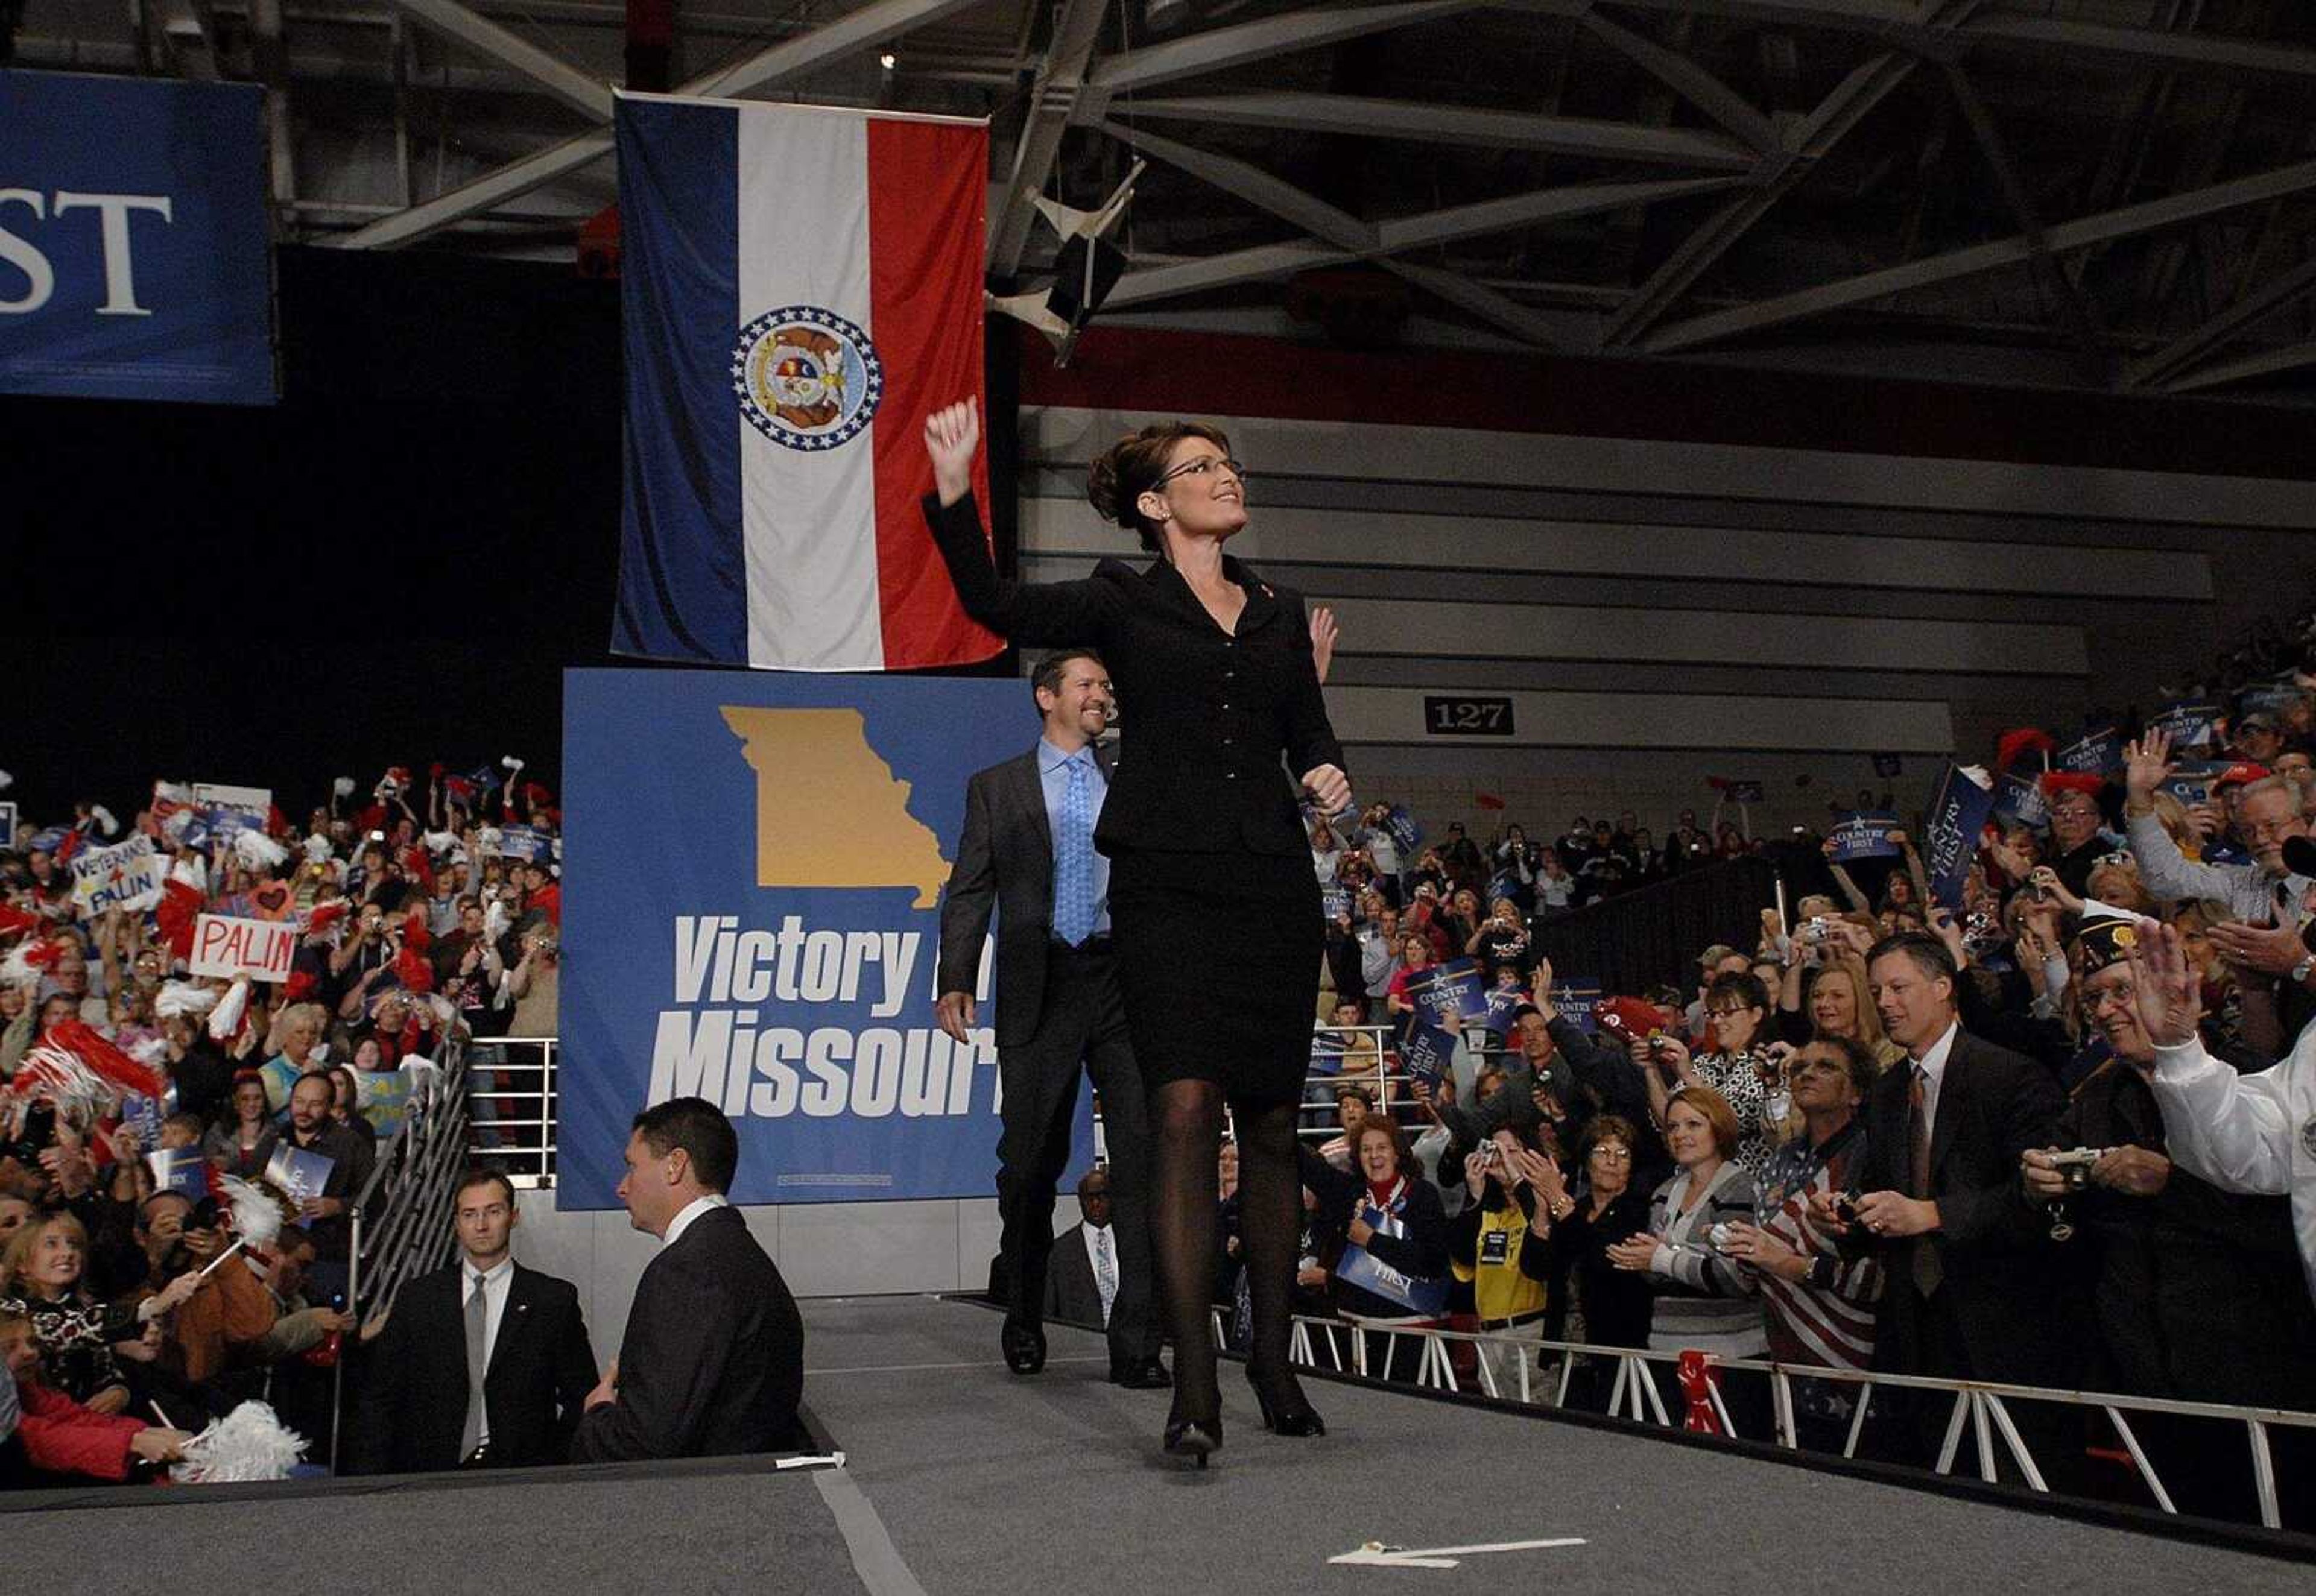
[
  {"x1": 1001, "y1": 1316, "x2": 1047, "y2": 1374},
  {"x1": 1109, "y1": 1355, "x2": 1172, "y2": 1390}
]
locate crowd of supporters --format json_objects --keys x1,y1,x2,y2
[
  {"x1": 1218, "y1": 657, "x2": 2316, "y2": 1518},
  {"x1": 0, "y1": 766, "x2": 561, "y2": 1484}
]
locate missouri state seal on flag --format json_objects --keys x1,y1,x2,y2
[{"x1": 613, "y1": 92, "x2": 1002, "y2": 672}]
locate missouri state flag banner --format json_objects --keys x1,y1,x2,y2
[{"x1": 613, "y1": 92, "x2": 1002, "y2": 672}]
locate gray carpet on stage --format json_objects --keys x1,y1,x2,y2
[
  {"x1": 2, "y1": 1295, "x2": 2305, "y2": 1594},
  {"x1": 0, "y1": 1466, "x2": 868, "y2": 1594},
  {"x1": 806, "y1": 1296, "x2": 2310, "y2": 1595}
]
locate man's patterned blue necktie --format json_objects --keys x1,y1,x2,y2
[{"x1": 1054, "y1": 752, "x2": 1096, "y2": 945}]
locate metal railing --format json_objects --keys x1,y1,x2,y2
[
  {"x1": 469, "y1": 1025, "x2": 1491, "y2": 1185},
  {"x1": 463, "y1": 1035, "x2": 559, "y2": 1188},
  {"x1": 1254, "y1": 1311, "x2": 2315, "y2": 1533},
  {"x1": 333, "y1": 1033, "x2": 472, "y2": 1471}
]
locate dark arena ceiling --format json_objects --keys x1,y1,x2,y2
[{"x1": 11, "y1": 0, "x2": 2316, "y2": 402}]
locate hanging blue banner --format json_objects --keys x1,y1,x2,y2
[
  {"x1": 0, "y1": 69, "x2": 275, "y2": 405},
  {"x1": 560, "y1": 668, "x2": 1095, "y2": 1208}
]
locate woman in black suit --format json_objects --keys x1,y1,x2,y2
[{"x1": 922, "y1": 399, "x2": 1351, "y2": 1465}]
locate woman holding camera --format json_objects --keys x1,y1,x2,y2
[
  {"x1": 1522, "y1": 1116, "x2": 1651, "y2": 1411},
  {"x1": 922, "y1": 400, "x2": 1350, "y2": 1465},
  {"x1": 1639, "y1": 971, "x2": 1779, "y2": 1179}
]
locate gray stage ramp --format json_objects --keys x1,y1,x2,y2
[
  {"x1": 1, "y1": 1295, "x2": 2306, "y2": 1595},
  {"x1": 806, "y1": 1296, "x2": 2311, "y2": 1596}
]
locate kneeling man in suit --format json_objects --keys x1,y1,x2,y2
[
  {"x1": 572, "y1": 1097, "x2": 806, "y2": 1461},
  {"x1": 349, "y1": 1166, "x2": 596, "y2": 1472}
]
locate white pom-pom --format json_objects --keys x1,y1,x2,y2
[
  {"x1": 173, "y1": 1400, "x2": 308, "y2": 1484},
  {"x1": 422, "y1": 829, "x2": 458, "y2": 854},
  {"x1": 128, "y1": 1035, "x2": 170, "y2": 1068},
  {"x1": 207, "y1": 977, "x2": 250, "y2": 1042},
  {"x1": 0, "y1": 770, "x2": 12, "y2": 791},
  {"x1": 90, "y1": 805, "x2": 119, "y2": 838},
  {"x1": 233, "y1": 830, "x2": 289, "y2": 871},
  {"x1": 483, "y1": 898, "x2": 510, "y2": 943},
  {"x1": 478, "y1": 826, "x2": 503, "y2": 857},
  {"x1": 1, "y1": 942, "x2": 40, "y2": 988},
  {"x1": 163, "y1": 808, "x2": 195, "y2": 842},
  {"x1": 303, "y1": 834, "x2": 334, "y2": 863},
  {"x1": 501, "y1": 755, "x2": 525, "y2": 771},
  {"x1": 156, "y1": 980, "x2": 221, "y2": 1020},
  {"x1": 332, "y1": 776, "x2": 356, "y2": 798},
  {"x1": 217, "y1": 1174, "x2": 286, "y2": 1250}
]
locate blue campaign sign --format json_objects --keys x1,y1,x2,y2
[
  {"x1": 1922, "y1": 763, "x2": 1996, "y2": 911},
  {"x1": 560, "y1": 668, "x2": 1095, "y2": 1208},
  {"x1": 0, "y1": 802, "x2": 13, "y2": 849},
  {"x1": 1827, "y1": 811, "x2": 1901, "y2": 865},
  {"x1": 0, "y1": 69, "x2": 275, "y2": 405},
  {"x1": 2147, "y1": 702, "x2": 2221, "y2": 751},
  {"x1": 1991, "y1": 769, "x2": 2048, "y2": 831},
  {"x1": 2056, "y1": 728, "x2": 2123, "y2": 777},
  {"x1": 1554, "y1": 977, "x2": 1604, "y2": 1034}
]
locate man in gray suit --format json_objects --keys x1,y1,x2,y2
[{"x1": 937, "y1": 649, "x2": 1166, "y2": 1389}]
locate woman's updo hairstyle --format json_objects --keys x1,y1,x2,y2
[{"x1": 1086, "y1": 420, "x2": 1234, "y2": 554}]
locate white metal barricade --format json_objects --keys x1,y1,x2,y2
[{"x1": 1282, "y1": 1313, "x2": 2314, "y2": 1529}]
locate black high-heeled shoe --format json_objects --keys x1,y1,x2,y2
[
  {"x1": 1246, "y1": 1367, "x2": 1326, "y2": 1437},
  {"x1": 1162, "y1": 1405, "x2": 1221, "y2": 1468}
]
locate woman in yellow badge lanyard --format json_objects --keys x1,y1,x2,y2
[{"x1": 1448, "y1": 1126, "x2": 1560, "y2": 1396}]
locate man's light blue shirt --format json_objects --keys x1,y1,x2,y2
[{"x1": 1039, "y1": 736, "x2": 1112, "y2": 939}]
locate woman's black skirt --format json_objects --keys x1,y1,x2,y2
[{"x1": 1107, "y1": 846, "x2": 1324, "y2": 1106}]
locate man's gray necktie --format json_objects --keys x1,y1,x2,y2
[{"x1": 460, "y1": 1276, "x2": 488, "y2": 1459}]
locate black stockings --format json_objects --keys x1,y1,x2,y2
[{"x1": 1149, "y1": 1080, "x2": 1303, "y2": 1420}]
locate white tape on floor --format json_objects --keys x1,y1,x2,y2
[{"x1": 1330, "y1": 1536, "x2": 1588, "y2": 1570}]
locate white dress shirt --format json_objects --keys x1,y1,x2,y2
[
  {"x1": 463, "y1": 1256, "x2": 514, "y2": 1446},
  {"x1": 1909, "y1": 1018, "x2": 1961, "y2": 1141},
  {"x1": 1080, "y1": 1221, "x2": 1119, "y2": 1326},
  {"x1": 2150, "y1": 1021, "x2": 2316, "y2": 1307},
  {"x1": 663, "y1": 1192, "x2": 732, "y2": 1249}
]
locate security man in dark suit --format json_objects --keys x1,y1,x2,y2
[
  {"x1": 937, "y1": 649, "x2": 1166, "y2": 1389},
  {"x1": 572, "y1": 1098, "x2": 806, "y2": 1461},
  {"x1": 348, "y1": 1166, "x2": 596, "y2": 1472},
  {"x1": 1823, "y1": 931, "x2": 2072, "y2": 1469}
]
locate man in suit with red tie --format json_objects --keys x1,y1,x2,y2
[
  {"x1": 936, "y1": 650, "x2": 1166, "y2": 1389},
  {"x1": 1823, "y1": 932, "x2": 2072, "y2": 1470},
  {"x1": 348, "y1": 1167, "x2": 596, "y2": 1472}
]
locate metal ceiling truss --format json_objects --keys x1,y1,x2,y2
[
  {"x1": 243, "y1": 0, "x2": 2315, "y2": 396},
  {"x1": 326, "y1": 0, "x2": 988, "y2": 248}
]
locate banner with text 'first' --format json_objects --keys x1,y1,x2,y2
[
  {"x1": 1, "y1": 69, "x2": 275, "y2": 405},
  {"x1": 558, "y1": 668, "x2": 1095, "y2": 1207}
]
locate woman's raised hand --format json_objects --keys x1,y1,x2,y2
[{"x1": 922, "y1": 397, "x2": 979, "y2": 507}]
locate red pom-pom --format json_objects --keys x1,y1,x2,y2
[
  {"x1": 394, "y1": 945, "x2": 434, "y2": 995},
  {"x1": 1995, "y1": 728, "x2": 2055, "y2": 772},
  {"x1": 284, "y1": 970, "x2": 318, "y2": 1005},
  {"x1": 400, "y1": 909, "x2": 432, "y2": 953},
  {"x1": 2038, "y1": 771, "x2": 2104, "y2": 798},
  {"x1": 157, "y1": 878, "x2": 205, "y2": 959}
]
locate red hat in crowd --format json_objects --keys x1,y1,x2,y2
[
  {"x1": 2214, "y1": 762, "x2": 2271, "y2": 789},
  {"x1": 2037, "y1": 771, "x2": 2103, "y2": 799}
]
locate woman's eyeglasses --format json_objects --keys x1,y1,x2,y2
[{"x1": 1154, "y1": 455, "x2": 1249, "y2": 489}]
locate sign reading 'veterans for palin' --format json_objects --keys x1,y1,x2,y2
[{"x1": 557, "y1": 669, "x2": 1096, "y2": 1208}]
